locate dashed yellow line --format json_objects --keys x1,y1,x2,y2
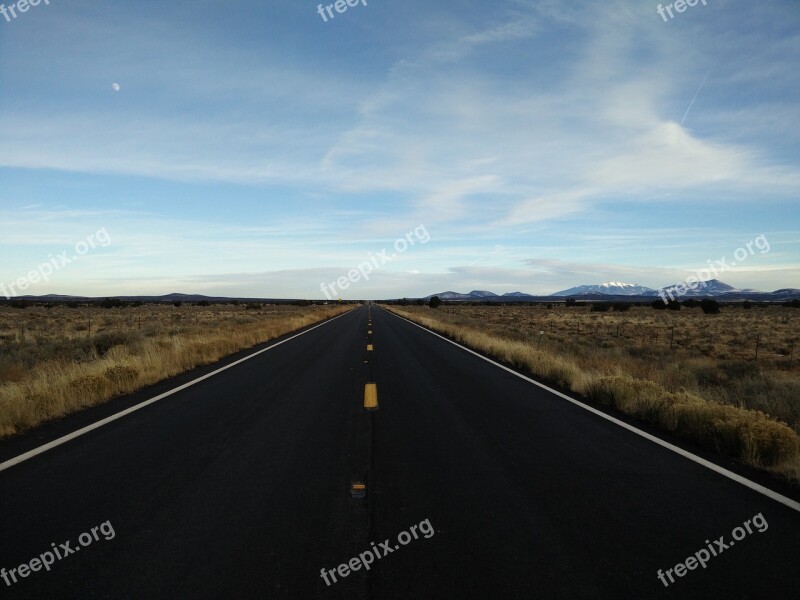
[
  {"x1": 364, "y1": 383, "x2": 378, "y2": 410},
  {"x1": 367, "y1": 344, "x2": 373, "y2": 351}
]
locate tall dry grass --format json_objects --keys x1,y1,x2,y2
[
  {"x1": 0, "y1": 304, "x2": 352, "y2": 438},
  {"x1": 388, "y1": 306, "x2": 800, "y2": 481}
]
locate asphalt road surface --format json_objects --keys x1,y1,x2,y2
[{"x1": 1, "y1": 305, "x2": 799, "y2": 599}]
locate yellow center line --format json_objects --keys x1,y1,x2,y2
[
  {"x1": 364, "y1": 383, "x2": 378, "y2": 410},
  {"x1": 367, "y1": 344, "x2": 374, "y2": 351}
]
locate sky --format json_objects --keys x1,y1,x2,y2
[{"x1": 0, "y1": 0, "x2": 798, "y2": 299}]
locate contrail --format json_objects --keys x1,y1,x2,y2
[{"x1": 681, "y1": 67, "x2": 713, "y2": 125}]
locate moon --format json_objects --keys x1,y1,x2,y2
[{"x1": 112, "y1": 83, "x2": 120, "y2": 92}]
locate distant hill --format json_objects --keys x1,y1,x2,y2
[{"x1": 6, "y1": 293, "x2": 308, "y2": 304}]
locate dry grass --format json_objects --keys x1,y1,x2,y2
[
  {"x1": 387, "y1": 304, "x2": 800, "y2": 481},
  {"x1": 0, "y1": 303, "x2": 352, "y2": 438}
]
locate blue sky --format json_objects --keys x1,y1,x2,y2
[{"x1": 1, "y1": 0, "x2": 798, "y2": 299}]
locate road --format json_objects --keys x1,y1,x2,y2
[{"x1": 1, "y1": 305, "x2": 798, "y2": 599}]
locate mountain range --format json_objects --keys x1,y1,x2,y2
[{"x1": 424, "y1": 280, "x2": 800, "y2": 302}]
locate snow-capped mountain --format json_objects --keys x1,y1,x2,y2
[
  {"x1": 551, "y1": 282, "x2": 655, "y2": 297},
  {"x1": 425, "y1": 290, "x2": 533, "y2": 300},
  {"x1": 425, "y1": 291, "x2": 495, "y2": 300},
  {"x1": 645, "y1": 279, "x2": 741, "y2": 297},
  {"x1": 468, "y1": 290, "x2": 499, "y2": 298}
]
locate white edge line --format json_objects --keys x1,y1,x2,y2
[
  {"x1": 386, "y1": 309, "x2": 800, "y2": 514},
  {"x1": 0, "y1": 310, "x2": 353, "y2": 473}
]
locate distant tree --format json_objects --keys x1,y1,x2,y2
[
  {"x1": 651, "y1": 300, "x2": 667, "y2": 310},
  {"x1": 565, "y1": 298, "x2": 577, "y2": 307},
  {"x1": 428, "y1": 296, "x2": 442, "y2": 309},
  {"x1": 415, "y1": 298, "x2": 425, "y2": 306},
  {"x1": 667, "y1": 300, "x2": 681, "y2": 311},
  {"x1": 173, "y1": 301, "x2": 183, "y2": 307},
  {"x1": 700, "y1": 299, "x2": 720, "y2": 314},
  {"x1": 742, "y1": 300, "x2": 752, "y2": 309},
  {"x1": 612, "y1": 303, "x2": 631, "y2": 312},
  {"x1": 591, "y1": 302, "x2": 611, "y2": 312},
  {"x1": 786, "y1": 299, "x2": 800, "y2": 308},
  {"x1": 196, "y1": 300, "x2": 210, "y2": 307},
  {"x1": 100, "y1": 298, "x2": 124, "y2": 309}
]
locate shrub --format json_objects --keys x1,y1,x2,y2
[
  {"x1": 92, "y1": 331, "x2": 143, "y2": 357},
  {"x1": 103, "y1": 365, "x2": 140, "y2": 386},
  {"x1": 68, "y1": 375, "x2": 109, "y2": 399},
  {"x1": 693, "y1": 364, "x2": 727, "y2": 387},
  {"x1": 720, "y1": 360, "x2": 761, "y2": 380},
  {"x1": 100, "y1": 298, "x2": 124, "y2": 309},
  {"x1": 700, "y1": 299, "x2": 720, "y2": 314}
]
